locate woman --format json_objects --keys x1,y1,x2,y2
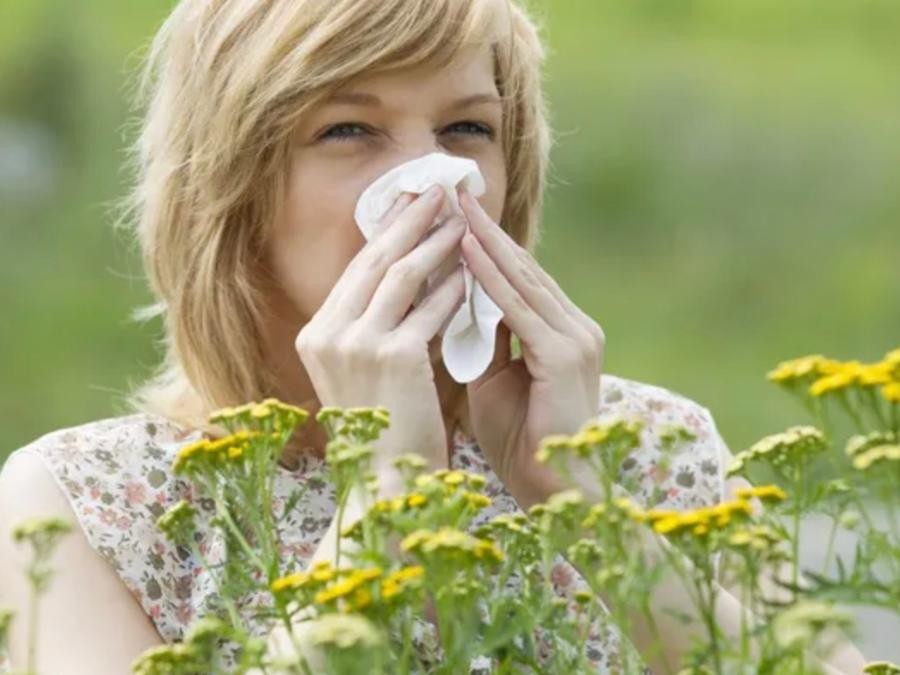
[{"x1": 0, "y1": 0, "x2": 867, "y2": 672}]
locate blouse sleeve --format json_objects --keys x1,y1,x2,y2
[{"x1": 598, "y1": 374, "x2": 729, "y2": 512}]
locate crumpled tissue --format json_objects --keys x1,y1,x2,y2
[{"x1": 354, "y1": 152, "x2": 504, "y2": 383}]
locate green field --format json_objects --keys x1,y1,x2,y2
[{"x1": 2, "y1": 0, "x2": 899, "y2": 462}]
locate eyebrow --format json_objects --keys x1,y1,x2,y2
[{"x1": 324, "y1": 91, "x2": 502, "y2": 110}]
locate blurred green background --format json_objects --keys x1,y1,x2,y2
[{"x1": 2, "y1": 0, "x2": 899, "y2": 463}]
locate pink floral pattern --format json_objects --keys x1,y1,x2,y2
[{"x1": 0, "y1": 373, "x2": 731, "y2": 673}]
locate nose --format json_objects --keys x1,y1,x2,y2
[{"x1": 391, "y1": 132, "x2": 447, "y2": 166}]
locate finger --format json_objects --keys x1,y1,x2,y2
[
  {"x1": 399, "y1": 264, "x2": 466, "y2": 341},
  {"x1": 370, "y1": 191, "x2": 416, "y2": 240},
  {"x1": 459, "y1": 190, "x2": 572, "y2": 334},
  {"x1": 362, "y1": 215, "x2": 467, "y2": 331},
  {"x1": 459, "y1": 188, "x2": 597, "y2": 332},
  {"x1": 460, "y1": 229, "x2": 553, "y2": 348},
  {"x1": 324, "y1": 185, "x2": 446, "y2": 320}
]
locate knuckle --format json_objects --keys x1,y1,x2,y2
[
  {"x1": 509, "y1": 292, "x2": 530, "y2": 315},
  {"x1": 517, "y1": 246, "x2": 536, "y2": 265},
  {"x1": 294, "y1": 327, "x2": 329, "y2": 360},
  {"x1": 517, "y1": 260, "x2": 541, "y2": 287},
  {"x1": 385, "y1": 260, "x2": 421, "y2": 287},
  {"x1": 362, "y1": 242, "x2": 391, "y2": 272}
]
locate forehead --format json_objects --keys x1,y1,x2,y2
[{"x1": 335, "y1": 44, "x2": 497, "y2": 100}]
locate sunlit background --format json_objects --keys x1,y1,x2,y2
[{"x1": 2, "y1": 0, "x2": 899, "y2": 660}]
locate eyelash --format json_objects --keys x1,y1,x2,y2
[{"x1": 319, "y1": 121, "x2": 495, "y2": 143}]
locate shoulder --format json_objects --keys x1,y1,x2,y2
[
  {"x1": 3, "y1": 412, "x2": 201, "y2": 514},
  {"x1": 1, "y1": 413, "x2": 205, "y2": 642},
  {"x1": 0, "y1": 449, "x2": 165, "y2": 668},
  {"x1": 4, "y1": 412, "x2": 199, "y2": 473},
  {"x1": 597, "y1": 372, "x2": 733, "y2": 510}
]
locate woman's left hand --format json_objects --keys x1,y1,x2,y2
[{"x1": 457, "y1": 188, "x2": 606, "y2": 509}]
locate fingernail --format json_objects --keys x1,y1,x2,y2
[{"x1": 426, "y1": 185, "x2": 443, "y2": 201}]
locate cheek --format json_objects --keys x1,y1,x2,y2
[
  {"x1": 476, "y1": 156, "x2": 507, "y2": 226},
  {"x1": 267, "y1": 165, "x2": 368, "y2": 316}
]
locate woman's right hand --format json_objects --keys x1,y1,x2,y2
[{"x1": 294, "y1": 184, "x2": 467, "y2": 481}]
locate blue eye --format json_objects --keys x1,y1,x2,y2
[{"x1": 319, "y1": 121, "x2": 495, "y2": 143}]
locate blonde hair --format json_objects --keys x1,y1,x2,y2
[{"x1": 115, "y1": 0, "x2": 553, "y2": 431}]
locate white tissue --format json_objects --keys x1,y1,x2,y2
[{"x1": 354, "y1": 152, "x2": 505, "y2": 383}]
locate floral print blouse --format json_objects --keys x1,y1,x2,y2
[{"x1": 0, "y1": 373, "x2": 732, "y2": 673}]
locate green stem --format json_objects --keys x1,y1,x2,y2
[
  {"x1": 215, "y1": 495, "x2": 269, "y2": 576},
  {"x1": 641, "y1": 602, "x2": 675, "y2": 675},
  {"x1": 864, "y1": 387, "x2": 890, "y2": 430},
  {"x1": 334, "y1": 486, "x2": 349, "y2": 567},
  {"x1": 837, "y1": 390, "x2": 866, "y2": 434},
  {"x1": 791, "y1": 469, "x2": 804, "y2": 595},
  {"x1": 692, "y1": 566, "x2": 723, "y2": 674},
  {"x1": 188, "y1": 539, "x2": 247, "y2": 632}
]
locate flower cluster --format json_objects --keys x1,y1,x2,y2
[
  {"x1": 210, "y1": 398, "x2": 310, "y2": 434},
  {"x1": 401, "y1": 527, "x2": 503, "y2": 566},
  {"x1": 768, "y1": 348, "x2": 900, "y2": 409},
  {"x1": 171, "y1": 429, "x2": 263, "y2": 475},
  {"x1": 646, "y1": 498, "x2": 754, "y2": 537},
  {"x1": 726, "y1": 425, "x2": 827, "y2": 476},
  {"x1": 845, "y1": 430, "x2": 900, "y2": 471},
  {"x1": 155, "y1": 499, "x2": 197, "y2": 545},
  {"x1": 340, "y1": 467, "x2": 491, "y2": 542}
]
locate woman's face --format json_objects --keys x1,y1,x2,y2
[{"x1": 267, "y1": 44, "x2": 507, "y2": 336}]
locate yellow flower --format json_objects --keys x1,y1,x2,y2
[
  {"x1": 858, "y1": 362, "x2": 894, "y2": 386},
  {"x1": 462, "y1": 491, "x2": 492, "y2": 510},
  {"x1": 728, "y1": 525, "x2": 781, "y2": 551},
  {"x1": 156, "y1": 500, "x2": 197, "y2": 543},
  {"x1": 644, "y1": 508, "x2": 680, "y2": 522},
  {"x1": 852, "y1": 444, "x2": 900, "y2": 471},
  {"x1": 310, "y1": 560, "x2": 336, "y2": 582},
  {"x1": 250, "y1": 403, "x2": 273, "y2": 419},
  {"x1": 400, "y1": 527, "x2": 503, "y2": 564},
  {"x1": 271, "y1": 571, "x2": 311, "y2": 594},
  {"x1": 652, "y1": 515, "x2": 686, "y2": 535},
  {"x1": 172, "y1": 438, "x2": 212, "y2": 472},
  {"x1": 883, "y1": 382, "x2": 900, "y2": 404},
  {"x1": 443, "y1": 470, "x2": 466, "y2": 486},
  {"x1": 728, "y1": 426, "x2": 827, "y2": 475},
  {"x1": 650, "y1": 499, "x2": 751, "y2": 537},
  {"x1": 845, "y1": 431, "x2": 897, "y2": 458},
  {"x1": 809, "y1": 365, "x2": 860, "y2": 397},
  {"x1": 414, "y1": 474, "x2": 435, "y2": 488},
  {"x1": 307, "y1": 613, "x2": 383, "y2": 650},
  {"x1": 406, "y1": 492, "x2": 427, "y2": 508},
  {"x1": 347, "y1": 587, "x2": 372, "y2": 611},
  {"x1": 766, "y1": 354, "x2": 834, "y2": 382},
  {"x1": 734, "y1": 484, "x2": 787, "y2": 503},
  {"x1": 380, "y1": 565, "x2": 424, "y2": 601},
  {"x1": 314, "y1": 567, "x2": 383, "y2": 605}
]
